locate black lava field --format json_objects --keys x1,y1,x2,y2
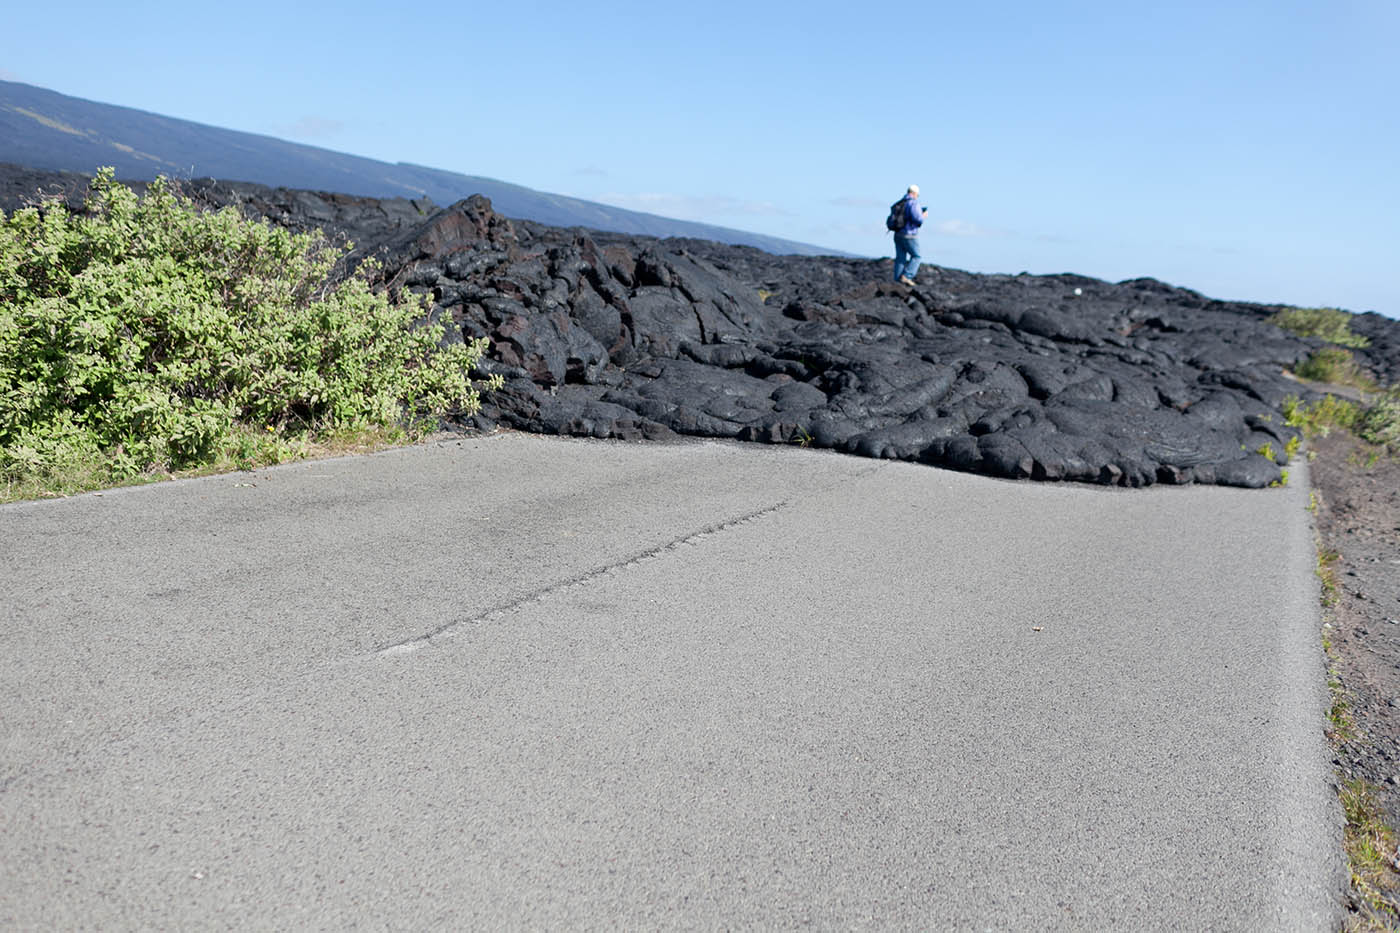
[{"x1": 8, "y1": 165, "x2": 1398, "y2": 488}]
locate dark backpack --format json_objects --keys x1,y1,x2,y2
[{"x1": 885, "y1": 197, "x2": 907, "y2": 232}]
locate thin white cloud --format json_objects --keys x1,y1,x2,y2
[
  {"x1": 936, "y1": 218, "x2": 1010, "y2": 238},
  {"x1": 276, "y1": 115, "x2": 345, "y2": 139},
  {"x1": 597, "y1": 192, "x2": 792, "y2": 219},
  {"x1": 1166, "y1": 241, "x2": 1240, "y2": 255},
  {"x1": 0, "y1": 67, "x2": 22, "y2": 81},
  {"x1": 823, "y1": 221, "x2": 889, "y2": 237},
  {"x1": 830, "y1": 195, "x2": 884, "y2": 209}
]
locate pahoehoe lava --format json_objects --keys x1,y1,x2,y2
[{"x1": 7, "y1": 164, "x2": 1396, "y2": 488}]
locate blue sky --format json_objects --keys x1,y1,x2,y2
[{"x1": 3, "y1": 0, "x2": 1396, "y2": 317}]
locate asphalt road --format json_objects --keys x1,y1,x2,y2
[{"x1": 1, "y1": 433, "x2": 1344, "y2": 929}]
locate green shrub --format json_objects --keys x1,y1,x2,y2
[
  {"x1": 1294, "y1": 346, "x2": 1375, "y2": 389},
  {"x1": 1270, "y1": 306, "x2": 1370, "y2": 348},
  {"x1": 1283, "y1": 390, "x2": 1399, "y2": 454},
  {"x1": 1283, "y1": 393, "x2": 1360, "y2": 437},
  {"x1": 0, "y1": 168, "x2": 501, "y2": 491},
  {"x1": 1357, "y1": 388, "x2": 1400, "y2": 450}
]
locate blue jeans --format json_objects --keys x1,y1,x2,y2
[{"x1": 893, "y1": 234, "x2": 920, "y2": 281}]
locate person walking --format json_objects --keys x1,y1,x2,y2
[{"x1": 892, "y1": 184, "x2": 928, "y2": 286}]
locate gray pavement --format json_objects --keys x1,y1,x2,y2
[{"x1": 1, "y1": 433, "x2": 1344, "y2": 928}]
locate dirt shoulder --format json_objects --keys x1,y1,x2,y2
[
  {"x1": 1313, "y1": 432, "x2": 1400, "y2": 800},
  {"x1": 1308, "y1": 430, "x2": 1400, "y2": 920}
]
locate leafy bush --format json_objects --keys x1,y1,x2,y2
[
  {"x1": 1284, "y1": 390, "x2": 1399, "y2": 454},
  {"x1": 1357, "y1": 389, "x2": 1400, "y2": 450},
  {"x1": 1270, "y1": 306, "x2": 1370, "y2": 348},
  {"x1": 1294, "y1": 346, "x2": 1375, "y2": 389},
  {"x1": 0, "y1": 168, "x2": 501, "y2": 491},
  {"x1": 1283, "y1": 394, "x2": 1360, "y2": 437}
]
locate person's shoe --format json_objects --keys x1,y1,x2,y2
[{"x1": 898, "y1": 275, "x2": 916, "y2": 287}]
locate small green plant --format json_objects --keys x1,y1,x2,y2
[
  {"x1": 1347, "y1": 447, "x2": 1383, "y2": 470},
  {"x1": 1340, "y1": 778, "x2": 1400, "y2": 923},
  {"x1": 757, "y1": 288, "x2": 775, "y2": 303},
  {"x1": 1284, "y1": 435, "x2": 1301, "y2": 459},
  {"x1": 1317, "y1": 548, "x2": 1342, "y2": 607},
  {"x1": 1321, "y1": 619, "x2": 1359, "y2": 748},
  {"x1": 1329, "y1": 686, "x2": 1358, "y2": 743},
  {"x1": 1283, "y1": 394, "x2": 1361, "y2": 437},
  {"x1": 1294, "y1": 346, "x2": 1377, "y2": 389},
  {"x1": 0, "y1": 168, "x2": 501, "y2": 500},
  {"x1": 793, "y1": 426, "x2": 814, "y2": 448},
  {"x1": 1255, "y1": 441, "x2": 1276, "y2": 461},
  {"x1": 1269, "y1": 468, "x2": 1290, "y2": 487},
  {"x1": 1270, "y1": 305, "x2": 1370, "y2": 348}
]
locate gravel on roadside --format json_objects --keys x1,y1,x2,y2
[{"x1": 1308, "y1": 430, "x2": 1400, "y2": 919}]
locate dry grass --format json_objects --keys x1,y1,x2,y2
[
  {"x1": 1, "y1": 422, "x2": 422, "y2": 505},
  {"x1": 1342, "y1": 778, "x2": 1400, "y2": 928}
]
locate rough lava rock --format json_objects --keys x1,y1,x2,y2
[
  {"x1": 355, "y1": 197, "x2": 1335, "y2": 488},
  {"x1": 6, "y1": 164, "x2": 1397, "y2": 488}
]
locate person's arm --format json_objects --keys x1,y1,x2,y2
[{"x1": 908, "y1": 197, "x2": 925, "y2": 229}]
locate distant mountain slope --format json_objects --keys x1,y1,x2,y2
[{"x1": 0, "y1": 79, "x2": 837, "y2": 256}]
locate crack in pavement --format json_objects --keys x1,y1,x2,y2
[
  {"x1": 374, "y1": 500, "x2": 792, "y2": 657},
  {"x1": 5, "y1": 464, "x2": 887, "y2": 794}
]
